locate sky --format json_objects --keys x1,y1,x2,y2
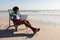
[{"x1": 0, "y1": 0, "x2": 60, "y2": 10}]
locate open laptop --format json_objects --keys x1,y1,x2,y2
[{"x1": 20, "y1": 14, "x2": 28, "y2": 20}]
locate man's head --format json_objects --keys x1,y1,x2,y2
[{"x1": 13, "y1": 6, "x2": 19, "y2": 13}]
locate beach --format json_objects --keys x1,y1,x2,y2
[
  {"x1": 0, "y1": 16, "x2": 60, "y2": 40},
  {"x1": 0, "y1": 11, "x2": 60, "y2": 40},
  {"x1": 1, "y1": 0, "x2": 60, "y2": 40}
]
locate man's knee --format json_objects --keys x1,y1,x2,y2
[{"x1": 24, "y1": 20, "x2": 29, "y2": 22}]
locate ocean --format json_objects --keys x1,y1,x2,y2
[{"x1": 0, "y1": 10, "x2": 60, "y2": 25}]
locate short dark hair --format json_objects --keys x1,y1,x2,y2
[{"x1": 13, "y1": 6, "x2": 19, "y2": 11}]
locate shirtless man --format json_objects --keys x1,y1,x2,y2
[{"x1": 8, "y1": 6, "x2": 40, "y2": 34}]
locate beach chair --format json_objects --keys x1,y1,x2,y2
[{"x1": 8, "y1": 9, "x2": 28, "y2": 31}]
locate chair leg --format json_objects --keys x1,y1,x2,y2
[{"x1": 7, "y1": 25, "x2": 14, "y2": 29}]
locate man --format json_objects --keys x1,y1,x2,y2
[{"x1": 8, "y1": 6, "x2": 40, "y2": 34}]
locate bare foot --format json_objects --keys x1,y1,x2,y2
[{"x1": 33, "y1": 28, "x2": 40, "y2": 34}]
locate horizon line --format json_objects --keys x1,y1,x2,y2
[{"x1": 0, "y1": 9, "x2": 60, "y2": 11}]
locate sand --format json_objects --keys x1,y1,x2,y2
[{"x1": 0, "y1": 17, "x2": 60, "y2": 40}]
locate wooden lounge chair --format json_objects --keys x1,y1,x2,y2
[{"x1": 7, "y1": 9, "x2": 28, "y2": 31}]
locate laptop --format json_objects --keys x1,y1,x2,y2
[{"x1": 20, "y1": 14, "x2": 28, "y2": 20}]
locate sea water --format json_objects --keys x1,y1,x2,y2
[{"x1": 0, "y1": 10, "x2": 60, "y2": 25}]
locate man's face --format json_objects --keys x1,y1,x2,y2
[{"x1": 14, "y1": 9, "x2": 19, "y2": 13}]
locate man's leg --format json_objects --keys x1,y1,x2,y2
[
  {"x1": 24, "y1": 20, "x2": 31, "y2": 25},
  {"x1": 14, "y1": 25, "x2": 18, "y2": 31},
  {"x1": 22, "y1": 20, "x2": 40, "y2": 34},
  {"x1": 13, "y1": 20, "x2": 18, "y2": 31}
]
